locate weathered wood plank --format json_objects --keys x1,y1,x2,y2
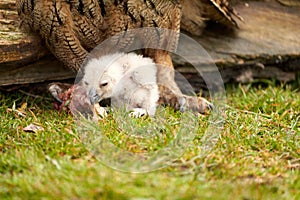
[
  {"x1": 0, "y1": 0, "x2": 47, "y2": 66},
  {"x1": 175, "y1": 1, "x2": 300, "y2": 85}
]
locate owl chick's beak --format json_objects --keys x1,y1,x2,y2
[{"x1": 89, "y1": 88, "x2": 101, "y2": 105}]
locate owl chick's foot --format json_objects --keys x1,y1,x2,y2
[{"x1": 129, "y1": 108, "x2": 147, "y2": 118}]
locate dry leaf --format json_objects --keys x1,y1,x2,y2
[
  {"x1": 94, "y1": 104, "x2": 107, "y2": 118},
  {"x1": 23, "y1": 124, "x2": 44, "y2": 133}
]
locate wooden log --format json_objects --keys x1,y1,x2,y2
[
  {"x1": 0, "y1": 0, "x2": 299, "y2": 87},
  {"x1": 175, "y1": 0, "x2": 300, "y2": 89}
]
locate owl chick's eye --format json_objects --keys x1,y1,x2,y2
[{"x1": 100, "y1": 81, "x2": 108, "y2": 87}]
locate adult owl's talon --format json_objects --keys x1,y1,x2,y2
[
  {"x1": 183, "y1": 95, "x2": 214, "y2": 114},
  {"x1": 206, "y1": 101, "x2": 214, "y2": 111}
]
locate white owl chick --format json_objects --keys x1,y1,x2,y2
[{"x1": 82, "y1": 52, "x2": 159, "y2": 117}]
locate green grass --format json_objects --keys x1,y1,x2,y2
[{"x1": 0, "y1": 81, "x2": 299, "y2": 199}]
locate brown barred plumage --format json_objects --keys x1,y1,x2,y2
[{"x1": 17, "y1": 0, "x2": 241, "y2": 70}]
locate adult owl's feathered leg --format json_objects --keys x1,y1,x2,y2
[{"x1": 149, "y1": 50, "x2": 213, "y2": 114}]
